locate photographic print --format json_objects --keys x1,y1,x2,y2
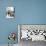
[
  {"x1": 6, "y1": 7, "x2": 15, "y2": 18},
  {"x1": 18, "y1": 24, "x2": 46, "y2": 46}
]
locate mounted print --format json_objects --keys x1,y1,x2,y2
[
  {"x1": 6, "y1": 7, "x2": 15, "y2": 18},
  {"x1": 18, "y1": 24, "x2": 46, "y2": 42}
]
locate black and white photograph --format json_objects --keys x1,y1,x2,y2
[
  {"x1": 6, "y1": 7, "x2": 15, "y2": 18},
  {"x1": 18, "y1": 25, "x2": 46, "y2": 46}
]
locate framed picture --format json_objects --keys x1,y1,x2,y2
[
  {"x1": 6, "y1": 7, "x2": 15, "y2": 18},
  {"x1": 18, "y1": 24, "x2": 46, "y2": 42}
]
